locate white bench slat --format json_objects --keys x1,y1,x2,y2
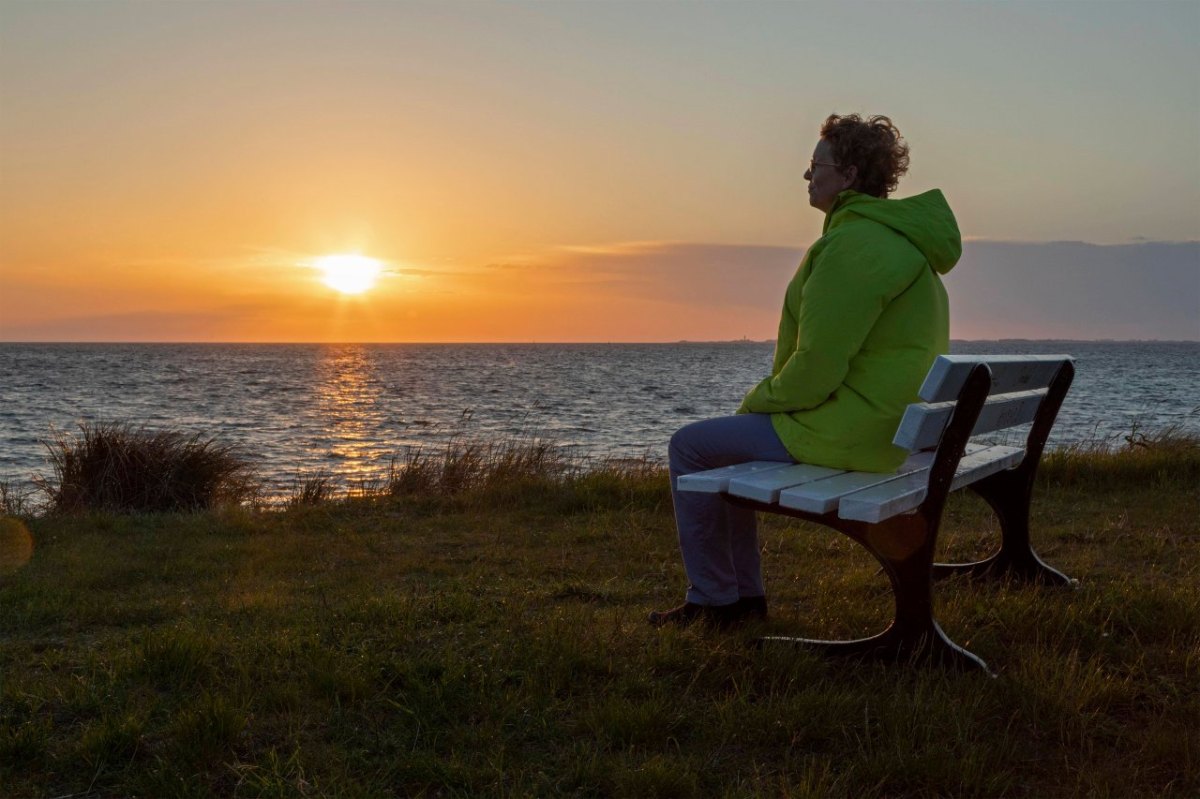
[
  {"x1": 894, "y1": 389, "x2": 1046, "y2": 452},
  {"x1": 919, "y1": 354, "x2": 1071, "y2": 402},
  {"x1": 727, "y1": 463, "x2": 845, "y2": 503},
  {"x1": 777, "y1": 452, "x2": 936, "y2": 514},
  {"x1": 838, "y1": 445, "x2": 1025, "y2": 522},
  {"x1": 676, "y1": 460, "x2": 793, "y2": 493}
]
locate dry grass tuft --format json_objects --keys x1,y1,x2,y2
[
  {"x1": 385, "y1": 436, "x2": 580, "y2": 497},
  {"x1": 37, "y1": 422, "x2": 260, "y2": 514},
  {"x1": 0, "y1": 480, "x2": 35, "y2": 517},
  {"x1": 1040, "y1": 427, "x2": 1199, "y2": 490},
  {"x1": 286, "y1": 471, "x2": 339, "y2": 508}
]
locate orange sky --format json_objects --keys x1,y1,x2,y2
[{"x1": 1, "y1": 2, "x2": 1197, "y2": 342}]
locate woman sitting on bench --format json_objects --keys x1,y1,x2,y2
[{"x1": 650, "y1": 113, "x2": 962, "y2": 628}]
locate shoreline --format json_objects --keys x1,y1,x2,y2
[
  {"x1": 3, "y1": 338, "x2": 1200, "y2": 346},
  {"x1": 4, "y1": 426, "x2": 1198, "y2": 516}
]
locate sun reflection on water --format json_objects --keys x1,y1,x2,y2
[{"x1": 314, "y1": 346, "x2": 390, "y2": 486}]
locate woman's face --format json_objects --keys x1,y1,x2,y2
[{"x1": 804, "y1": 139, "x2": 856, "y2": 214}]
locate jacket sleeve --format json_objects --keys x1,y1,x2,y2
[{"x1": 738, "y1": 234, "x2": 891, "y2": 414}]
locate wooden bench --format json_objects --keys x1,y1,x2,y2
[{"x1": 677, "y1": 354, "x2": 1076, "y2": 674}]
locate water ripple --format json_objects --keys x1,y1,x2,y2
[{"x1": 1, "y1": 342, "x2": 1196, "y2": 494}]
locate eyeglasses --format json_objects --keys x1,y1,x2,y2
[{"x1": 809, "y1": 159, "x2": 840, "y2": 172}]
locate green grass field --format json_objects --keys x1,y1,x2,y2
[{"x1": 1, "y1": 438, "x2": 1197, "y2": 797}]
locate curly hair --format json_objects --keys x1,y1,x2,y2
[{"x1": 819, "y1": 114, "x2": 910, "y2": 198}]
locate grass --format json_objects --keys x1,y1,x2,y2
[
  {"x1": 0, "y1": 479, "x2": 34, "y2": 516},
  {"x1": 1041, "y1": 424, "x2": 1200, "y2": 490},
  {"x1": 286, "y1": 471, "x2": 339, "y2": 508},
  {"x1": 37, "y1": 422, "x2": 260, "y2": 514},
  {"x1": 384, "y1": 436, "x2": 573, "y2": 497},
  {"x1": 0, "y1": 433, "x2": 1196, "y2": 797}
]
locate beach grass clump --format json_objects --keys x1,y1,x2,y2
[
  {"x1": 1040, "y1": 427, "x2": 1200, "y2": 490},
  {"x1": 386, "y1": 436, "x2": 579, "y2": 497},
  {"x1": 286, "y1": 470, "x2": 338, "y2": 508},
  {"x1": 383, "y1": 438, "x2": 668, "y2": 515},
  {"x1": 0, "y1": 480, "x2": 35, "y2": 517},
  {"x1": 37, "y1": 422, "x2": 260, "y2": 514}
]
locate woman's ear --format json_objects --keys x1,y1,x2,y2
[{"x1": 840, "y1": 164, "x2": 858, "y2": 191}]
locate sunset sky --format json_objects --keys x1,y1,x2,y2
[{"x1": 1, "y1": 0, "x2": 1197, "y2": 342}]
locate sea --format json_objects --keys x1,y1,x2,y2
[{"x1": 1, "y1": 341, "x2": 1197, "y2": 496}]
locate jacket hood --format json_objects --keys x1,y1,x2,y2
[{"x1": 824, "y1": 189, "x2": 962, "y2": 274}]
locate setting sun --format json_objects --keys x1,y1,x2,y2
[{"x1": 315, "y1": 254, "x2": 383, "y2": 295}]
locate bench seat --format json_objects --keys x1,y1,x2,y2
[{"x1": 680, "y1": 443, "x2": 1024, "y2": 522}]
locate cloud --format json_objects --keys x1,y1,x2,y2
[
  {"x1": 476, "y1": 238, "x2": 1199, "y2": 340},
  {"x1": 482, "y1": 240, "x2": 804, "y2": 310},
  {"x1": 948, "y1": 241, "x2": 1199, "y2": 340},
  {"x1": 555, "y1": 241, "x2": 684, "y2": 256},
  {"x1": 0, "y1": 309, "x2": 248, "y2": 341},
  {"x1": 4, "y1": 240, "x2": 1195, "y2": 342},
  {"x1": 386, "y1": 266, "x2": 443, "y2": 278},
  {"x1": 119, "y1": 246, "x2": 310, "y2": 272}
]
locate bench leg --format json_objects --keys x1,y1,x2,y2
[
  {"x1": 759, "y1": 515, "x2": 993, "y2": 675},
  {"x1": 758, "y1": 619, "x2": 991, "y2": 675},
  {"x1": 934, "y1": 469, "x2": 1075, "y2": 587}
]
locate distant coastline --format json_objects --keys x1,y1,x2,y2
[{"x1": 1, "y1": 338, "x2": 1198, "y2": 346}]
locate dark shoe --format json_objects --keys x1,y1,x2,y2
[
  {"x1": 707, "y1": 596, "x2": 768, "y2": 629},
  {"x1": 649, "y1": 598, "x2": 766, "y2": 629},
  {"x1": 735, "y1": 595, "x2": 768, "y2": 621}
]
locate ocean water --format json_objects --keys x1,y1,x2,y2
[{"x1": 1, "y1": 341, "x2": 1196, "y2": 494}]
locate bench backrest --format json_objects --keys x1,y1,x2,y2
[
  {"x1": 678, "y1": 353, "x2": 1074, "y2": 524},
  {"x1": 894, "y1": 355, "x2": 1073, "y2": 453}
]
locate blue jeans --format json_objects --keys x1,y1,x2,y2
[{"x1": 668, "y1": 414, "x2": 795, "y2": 605}]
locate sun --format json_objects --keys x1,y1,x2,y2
[{"x1": 315, "y1": 254, "x2": 383, "y2": 295}]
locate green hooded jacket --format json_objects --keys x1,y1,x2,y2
[{"x1": 737, "y1": 188, "x2": 960, "y2": 472}]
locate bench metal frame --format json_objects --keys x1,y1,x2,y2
[{"x1": 722, "y1": 359, "x2": 1075, "y2": 674}]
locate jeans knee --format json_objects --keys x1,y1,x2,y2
[
  {"x1": 668, "y1": 428, "x2": 685, "y2": 465},
  {"x1": 669, "y1": 422, "x2": 702, "y2": 472}
]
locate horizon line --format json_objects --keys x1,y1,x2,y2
[{"x1": 2, "y1": 338, "x2": 1198, "y2": 346}]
